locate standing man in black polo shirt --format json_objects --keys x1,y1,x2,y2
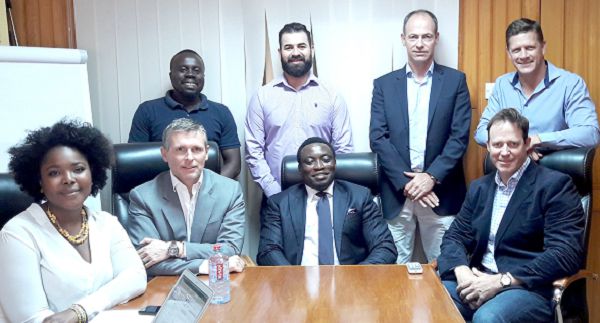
[{"x1": 129, "y1": 49, "x2": 241, "y2": 179}]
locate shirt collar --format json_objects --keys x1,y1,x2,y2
[
  {"x1": 405, "y1": 61, "x2": 435, "y2": 78},
  {"x1": 164, "y1": 90, "x2": 209, "y2": 112},
  {"x1": 169, "y1": 170, "x2": 203, "y2": 195},
  {"x1": 494, "y1": 157, "x2": 531, "y2": 188},
  {"x1": 305, "y1": 181, "x2": 335, "y2": 200},
  {"x1": 510, "y1": 60, "x2": 559, "y2": 88},
  {"x1": 273, "y1": 73, "x2": 319, "y2": 91}
]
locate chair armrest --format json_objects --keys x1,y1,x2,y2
[
  {"x1": 553, "y1": 269, "x2": 598, "y2": 307},
  {"x1": 553, "y1": 270, "x2": 598, "y2": 290},
  {"x1": 241, "y1": 255, "x2": 257, "y2": 267}
]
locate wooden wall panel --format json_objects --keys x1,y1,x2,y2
[
  {"x1": 460, "y1": 0, "x2": 540, "y2": 185},
  {"x1": 461, "y1": 0, "x2": 600, "y2": 321},
  {"x1": 11, "y1": 0, "x2": 75, "y2": 48},
  {"x1": 540, "y1": 0, "x2": 565, "y2": 66}
]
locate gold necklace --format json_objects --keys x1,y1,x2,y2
[{"x1": 45, "y1": 206, "x2": 89, "y2": 245}]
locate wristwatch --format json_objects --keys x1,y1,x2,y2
[
  {"x1": 167, "y1": 241, "x2": 179, "y2": 258},
  {"x1": 500, "y1": 273, "x2": 512, "y2": 288},
  {"x1": 426, "y1": 172, "x2": 438, "y2": 184}
]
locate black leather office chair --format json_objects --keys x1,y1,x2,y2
[
  {"x1": 111, "y1": 141, "x2": 221, "y2": 227},
  {"x1": 0, "y1": 173, "x2": 35, "y2": 229},
  {"x1": 484, "y1": 147, "x2": 598, "y2": 323},
  {"x1": 280, "y1": 152, "x2": 381, "y2": 199}
]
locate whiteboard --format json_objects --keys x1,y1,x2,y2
[{"x1": 0, "y1": 46, "x2": 100, "y2": 210}]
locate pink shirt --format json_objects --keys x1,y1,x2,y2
[{"x1": 245, "y1": 74, "x2": 353, "y2": 196}]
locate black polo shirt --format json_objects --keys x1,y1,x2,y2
[{"x1": 128, "y1": 91, "x2": 240, "y2": 149}]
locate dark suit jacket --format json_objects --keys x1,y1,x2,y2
[
  {"x1": 369, "y1": 64, "x2": 471, "y2": 219},
  {"x1": 127, "y1": 169, "x2": 245, "y2": 276},
  {"x1": 438, "y1": 162, "x2": 585, "y2": 298},
  {"x1": 257, "y1": 180, "x2": 397, "y2": 265}
]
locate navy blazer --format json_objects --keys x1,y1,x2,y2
[
  {"x1": 369, "y1": 64, "x2": 471, "y2": 219},
  {"x1": 438, "y1": 162, "x2": 585, "y2": 298},
  {"x1": 257, "y1": 180, "x2": 397, "y2": 265}
]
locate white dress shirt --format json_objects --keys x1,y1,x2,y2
[
  {"x1": 170, "y1": 171, "x2": 203, "y2": 243},
  {"x1": 301, "y1": 183, "x2": 340, "y2": 266},
  {"x1": 406, "y1": 62, "x2": 434, "y2": 171},
  {"x1": 170, "y1": 171, "x2": 212, "y2": 273},
  {"x1": 0, "y1": 204, "x2": 146, "y2": 323}
]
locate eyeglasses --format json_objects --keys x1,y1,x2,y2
[{"x1": 405, "y1": 34, "x2": 436, "y2": 44}]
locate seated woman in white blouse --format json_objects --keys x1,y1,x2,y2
[{"x1": 0, "y1": 120, "x2": 146, "y2": 323}]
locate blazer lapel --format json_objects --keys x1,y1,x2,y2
[
  {"x1": 428, "y1": 65, "x2": 444, "y2": 128},
  {"x1": 473, "y1": 177, "x2": 497, "y2": 258},
  {"x1": 290, "y1": 185, "x2": 307, "y2": 259},
  {"x1": 494, "y1": 163, "x2": 535, "y2": 245},
  {"x1": 159, "y1": 174, "x2": 187, "y2": 241},
  {"x1": 191, "y1": 169, "x2": 215, "y2": 242},
  {"x1": 395, "y1": 67, "x2": 410, "y2": 130},
  {"x1": 332, "y1": 183, "x2": 347, "y2": 258}
]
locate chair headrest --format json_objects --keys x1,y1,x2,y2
[
  {"x1": 280, "y1": 152, "x2": 380, "y2": 195},
  {"x1": 0, "y1": 173, "x2": 34, "y2": 227},
  {"x1": 112, "y1": 141, "x2": 221, "y2": 194},
  {"x1": 484, "y1": 147, "x2": 595, "y2": 196}
]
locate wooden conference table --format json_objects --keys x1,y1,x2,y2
[{"x1": 117, "y1": 264, "x2": 464, "y2": 322}]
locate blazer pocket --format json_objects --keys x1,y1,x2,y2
[{"x1": 346, "y1": 208, "x2": 359, "y2": 219}]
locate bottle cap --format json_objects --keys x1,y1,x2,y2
[{"x1": 213, "y1": 244, "x2": 221, "y2": 252}]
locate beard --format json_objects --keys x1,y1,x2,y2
[{"x1": 281, "y1": 55, "x2": 313, "y2": 78}]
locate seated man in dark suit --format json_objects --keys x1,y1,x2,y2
[
  {"x1": 257, "y1": 137, "x2": 397, "y2": 265},
  {"x1": 127, "y1": 118, "x2": 246, "y2": 276},
  {"x1": 438, "y1": 108, "x2": 585, "y2": 322}
]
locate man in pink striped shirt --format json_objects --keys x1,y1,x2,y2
[{"x1": 245, "y1": 22, "x2": 353, "y2": 198}]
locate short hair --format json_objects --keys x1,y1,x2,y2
[
  {"x1": 486, "y1": 108, "x2": 529, "y2": 142},
  {"x1": 505, "y1": 18, "x2": 544, "y2": 48},
  {"x1": 403, "y1": 9, "x2": 438, "y2": 34},
  {"x1": 279, "y1": 22, "x2": 312, "y2": 48},
  {"x1": 169, "y1": 49, "x2": 203, "y2": 70},
  {"x1": 162, "y1": 118, "x2": 207, "y2": 149},
  {"x1": 8, "y1": 119, "x2": 113, "y2": 202},
  {"x1": 296, "y1": 137, "x2": 335, "y2": 163}
]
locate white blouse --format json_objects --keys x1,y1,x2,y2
[{"x1": 0, "y1": 204, "x2": 146, "y2": 323}]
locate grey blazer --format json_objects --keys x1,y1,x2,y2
[{"x1": 127, "y1": 169, "x2": 245, "y2": 276}]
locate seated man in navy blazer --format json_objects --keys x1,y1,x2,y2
[
  {"x1": 437, "y1": 108, "x2": 585, "y2": 322},
  {"x1": 257, "y1": 137, "x2": 397, "y2": 265}
]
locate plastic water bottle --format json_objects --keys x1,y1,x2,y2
[{"x1": 209, "y1": 244, "x2": 230, "y2": 304}]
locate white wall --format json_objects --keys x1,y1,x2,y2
[
  {"x1": 0, "y1": 46, "x2": 102, "y2": 210},
  {"x1": 74, "y1": 0, "x2": 459, "y2": 259}
]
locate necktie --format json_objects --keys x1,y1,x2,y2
[{"x1": 316, "y1": 191, "x2": 334, "y2": 265}]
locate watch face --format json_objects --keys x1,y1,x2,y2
[
  {"x1": 168, "y1": 243, "x2": 178, "y2": 257},
  {"x1": 501, "y1": 274, "x2": 511, "y2": 287}
]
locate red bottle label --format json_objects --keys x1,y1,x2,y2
[{"x1": 216, "y1": 263, "x2": 224, "y2": 280}]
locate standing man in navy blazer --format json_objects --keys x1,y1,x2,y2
[
  {"x1": 257, "y1": 137, "x2": 396, "y2": 266},
  {"x1": 437, "y1": 108, "x2": 584, "y2": 322},
  {"x1": 369, "y1": 9, "x2": 471, "y2": 263}
]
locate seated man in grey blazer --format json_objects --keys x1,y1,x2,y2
[
  {"x1": 127, "y1": 118, "x2": 246, "y2": 276},
  {"x1": 257, "y1": 137, "x2": 397, "y2": 265}
]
